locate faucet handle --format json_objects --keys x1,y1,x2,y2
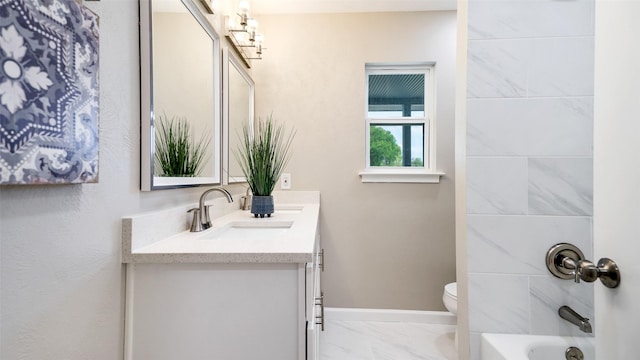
[
  {"x1": 547, "y1": 243, "x2": 621, "y2": 288},
  {"x1": 577, "y1": 260, "x2": 599, "y2": 283},
  {"x1": 188, "y1": 208, "x2": 204, "y2": 232}
]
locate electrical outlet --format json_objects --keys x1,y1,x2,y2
[{"x1": 281, "y1": 173, "x2": 291, "y2": 189}]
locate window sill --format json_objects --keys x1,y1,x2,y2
[{"x1": 358, "y1": 169, "x2": 444, "y2": 183}]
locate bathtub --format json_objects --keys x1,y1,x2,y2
[{"x1": 481, "y1": 333, "x2": 595, "y2": 360}]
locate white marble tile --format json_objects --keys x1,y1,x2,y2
[
  {"x1": 467, "y1": 39, "x2": 529, "y2": 98},
  {"x1": 320, "y1": 320, "x2": 457, "y2": 360},
  {"x1": 467, "y1": 158, "x2": 528, "y2": 214},
  {"x1": 320, "y1": 320, "x2": 375, "y2": 360},
  {"x1": 468, "y1": 215, "x2": 592, "y2": 275},
  {"x1": 528, "y1": 158, "x2": 593, "y2": 216},
  {"x1": 528, "y1": 37, "x2": 595, "y2": 97},
  {"x1": 529, "y1": 276, "x2": 594, "y2": 336},
  {"x1": 469, "y1": 0, "x2": 594, "y2": 40},
  {"x1": 467, "y1": 98, "x2": 593, "y2": 157},
  {"x1": 468, "y1": 274, "x2": 530, "y2": 333}
]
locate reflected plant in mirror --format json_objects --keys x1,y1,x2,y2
[
  {"x1": 154, "y1": 114, "x2": 211, "y2": 177},
  {"x1": 140, "y1": 0, "x2": 221, "y2": 190}
]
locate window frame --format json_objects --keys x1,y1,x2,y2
[{"x1": 360, "y1": 63, "x2": 443, "y2": 183}]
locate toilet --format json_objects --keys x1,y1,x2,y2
[
  {"x1": 443, "y1": 282, "x2": 457, "y2": 315},
  {"x1": 442, "y1": 282, "x2": 458, "y2": 347}
]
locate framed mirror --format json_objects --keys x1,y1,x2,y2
[
  {"x1": 222, "y1": 48, "x2": 254, "y2": 184},
  {"x1": 140, "y1": 0, "x2": 221, "y2": 191}
]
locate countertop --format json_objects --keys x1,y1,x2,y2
[{"x1": 122, "y1": 191, "x2": 320, "y2": 264}]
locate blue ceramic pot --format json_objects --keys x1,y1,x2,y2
[{"x1": 251, "y1": 195, "x2": 274, "y2": 218}]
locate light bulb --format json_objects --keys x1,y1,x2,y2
[
  {"x1": 254, "y1": 34, "x2": 263, "y2": 55},
  {"x1": 238, "y1": 1, "x2": 249, "y2": 15}
]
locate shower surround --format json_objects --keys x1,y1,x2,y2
[{"x1": 465, "y1": 0, "x2": 595, "y2": 358}]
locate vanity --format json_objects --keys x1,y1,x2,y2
[
  {"x1": 131, "y1": 1, "x2": 320, "y2": 357},
  {"x1": 122, "y1": 191, "x2": 323, "y2": 360}
]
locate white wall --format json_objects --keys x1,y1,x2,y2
[
  {"x1": 252, "y1": 11, "x2": 458, "y2": 310},
  {"x1": 465, "y1": 0, "x2": 595, "y2": 358},
  {"x1": 0, "y1": 3, "x2": 457, "y2": 358},
  {"x1": 0, "y1": 1, "x2": 243, "y2": 358}
]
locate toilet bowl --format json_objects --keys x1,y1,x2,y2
[
  {"x1": 443, "y1": 282, "x2": 457, "y2": 315},
  {"x1": 443, "y1": 282, "x2": 458, "y2": 348}
]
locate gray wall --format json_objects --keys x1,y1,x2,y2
[
  {"x1": 253, "y1": 11, "x2": 457, "y2": 310},
  {"x1": 465, "y1": 0, "x2": 595, "y2": 357},
  {"x1": 0, "y1": 5, "x2": 457, "y2": 359},
  {"x1": 0, "y1": 1, "x2": 244, "y2": 358}
]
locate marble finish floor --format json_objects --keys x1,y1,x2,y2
[{"x1": 319, "y1": 320, "x2": 458, "y2": 360}]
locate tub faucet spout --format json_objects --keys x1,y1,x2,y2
[{"x1": 559, "y1": 305, "x2": 592, "y2": 333}]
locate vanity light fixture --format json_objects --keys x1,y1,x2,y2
[{"x1": 225, "y1": 1, "x2": 264, "y2": 68}]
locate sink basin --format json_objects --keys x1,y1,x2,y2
[{"x1": 198, "y1": 221, "x2": 294, "y2": 241}]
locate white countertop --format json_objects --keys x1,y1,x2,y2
[{"x1": 122, "y1": 191, "x2": 320, "y2": 264}]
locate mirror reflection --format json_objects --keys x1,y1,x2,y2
[
  {"x1": 223, "y1": 49, "x2": 254, "y2": 183},
  {"x1": 140, "y1": 0, "x2": 220, "y2": 190}
]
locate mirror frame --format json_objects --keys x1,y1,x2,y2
[
  {"x1": 222, "y1": 47, "x2": 255, "y2": 184},
  {"x1": 140, "y1": 0, "x2": 222, "y2": 191}
]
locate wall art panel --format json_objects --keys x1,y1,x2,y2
[{"x1": 0, "y1": 0, "x2": 99, "y2": 185}]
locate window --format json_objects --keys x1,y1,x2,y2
[{"x1": 360, "y1": 63, "x2": 443, "y2": 183}]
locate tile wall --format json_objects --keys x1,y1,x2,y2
[{"x1": 465, "y1": 0, "x2": 595, "y2": 357}]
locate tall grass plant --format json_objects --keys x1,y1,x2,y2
[
  {"x1": 234, "y1": 115, "x2": 295, "y2": 196},
  {"x1": 155, "y1": 114, "x2": 211, "y2": 177}
]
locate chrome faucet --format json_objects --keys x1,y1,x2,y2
[
  {"x1": 188, "y1": 187, "x2": 233, "y2": 232},
  {"x1": 559, "y1": 306, "x2": 592, "y2": 333}
]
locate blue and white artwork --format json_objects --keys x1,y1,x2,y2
[{"x1": 0, "y1": 0, "x2": 99, "y2": 185}]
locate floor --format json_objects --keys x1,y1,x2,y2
[{"x1": 319, "y1": 320, "x2": 458, "y2": 360}]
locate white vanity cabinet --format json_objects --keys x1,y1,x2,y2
[
  {"x1": 124, "y1": 242, "x2": 322, "y2": 360},
  {"x1": 122, "y1": 195, "x2": 322, "y2": 360}
]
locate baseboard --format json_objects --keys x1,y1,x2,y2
[{"x1": 324, "y1": 307, "x2": 456, "y2": 325}]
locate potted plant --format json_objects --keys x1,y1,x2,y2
[
  {"x1": 234, "y1": 115, "x2": 295, "y2": 218},
  {"x1": 155, "y1": 114, "x2": 210, "y2": 177}
]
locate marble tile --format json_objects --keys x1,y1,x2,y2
[
  {"x1": 467, "y1": 158, "x2": 528, "y2": 215},
  {"x1": 468, "y1": 274, "x2": 530, "y2": 333},
  {"x1": 529, "y1": 276, "x2": 594, "y2": 336},
  {"x1": 320, "y1": 320, "x2": 457, "y2": 360},
  {"x1": 528, "y1": 37, "x2": 595, "y2": 97},
  {"x1": 528, "y1": 158, "x2": 593, "y2": 216},
  {"x1": 320, "y1": 320, "x2": 375, "y2": 360},
  {"x1": 469, "y1": 0, "x2": 594, "y2": 40},
  {"x1": 468, "y1": 215, "x2": 592, "y2": 275},
  {"x1": 467, "y1": 98, "x2": 593, "y2": 157},
  {"x1": 467, "y1": 39, "x2": 528, "y2": 98}
]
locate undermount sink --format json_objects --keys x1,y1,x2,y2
[{"x1": 198, "y1": 221, "x2": 294, "y2": 241}]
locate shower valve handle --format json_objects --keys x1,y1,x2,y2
[{"x1": 546, "y1": 243, "x2": 621, "y2": 288}]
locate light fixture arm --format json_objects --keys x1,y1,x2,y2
[{"x1": 225, "y1": 9, "x2": 265, "y2": 68}]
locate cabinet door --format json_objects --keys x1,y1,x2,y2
[
  {"x1": 306, "y1": 243, "x2": 323, "y2": 360},
  {"x1": 127, "y1": 263, "x2": 299, "y2": 360}
]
